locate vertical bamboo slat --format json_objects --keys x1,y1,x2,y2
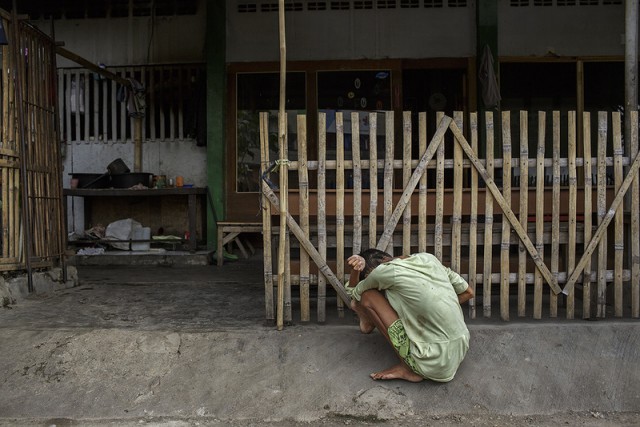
[
  {"x1": 259, "y1": 112, "x2": 274, "y2": 321},
  {"x1": 500, "y1": 111, "x2": 512, "y2": 321},
  {"x1": 318, "y1": 113, "x2": 328, "y2": 322},
  {"x1": 2, "y1": 167, "x2": 8, "y2": 257},
  {"x1": 368, "y1": 113, "x2": 378, "y2": 250},
  {"x1": 518, "y1": 111, "x2": 529, "y2": 317},
  {"x1": 435, "y1": 111, "x2": 445, "y2": 261},
  {"x1": 383, "y1": 111, "x2": 394, "y2": 255},
  {"x1": 534, "y1": 112, "x2": 546, "y2": 319},
  {"x1": 352, "y1": 112, "x2": 362, "y2": 255},
  {"x1": 284, "y1": 231, "x2": 292, "y2": 323},
  {"x1": 566, "y1": 111, "x2": 577, "y2": 319},
  {"x1": 582, "y1": 112, "x2": 593, "y2": 319},
  {"x1": 298, "y1": 115, "x2": 310, "y2": 322},
  {"x1": 402, "y1": 112, "x2": 412, "y2": 256},
  {"x1": 596, "y1": 112, "x2": 608, "y2": 318},
  {"x1": 631, "y1": 111, "x2": 640, "y2": 318},
  {"x1": 612, "y1": 112, "x2": 623, "y2": 317},
  {"x1": 418, "y1": 113, "x2": 427, "y2": 253},
  {"x1": 451, "y1": 112, "x2": 463, "y2": 273},
  {"x1": 483, "y1": 112, "x2": 495, "y2": 318},
  {"x1": 469, "y1": 113, "x2": 479, "y2": 319},
  {"x1": 550, "y1": 111, "x2": 561, "y2": 317},
  {"x1": 336, "y1": 112, "x2": 345, "y2": 317}
]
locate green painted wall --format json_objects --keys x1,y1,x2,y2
[{"x1": 206, "y1": 0, "x2": 226, "y2": 249}]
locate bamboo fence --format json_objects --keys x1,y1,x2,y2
[
  {"x1": 0, "y1": 13, "x2": 65, "y2": 273},
  {"x1": 260, "y1": 110, "x2": 640, "y2": 323}
]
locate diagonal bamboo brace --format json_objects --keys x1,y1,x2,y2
[
  {"x1": 448, "y1": 120, "x2": 562, "y2": 295},
  {"x1": 261, "y1": 182, "x2": 352, "y2": 305},
  {"x1": 376, "y1": 115, "x2": 452, "y2": 251},
  {"x1": 563, "y1": 148, "x2": 640, "y2": 295}
]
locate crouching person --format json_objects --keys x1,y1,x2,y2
[{"x1": 346, "y1": 249, "x2": 473, "y2": 383}]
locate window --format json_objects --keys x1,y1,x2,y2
[{"x1": 236, "y1": 73, "x2": 306, "y2": 192}]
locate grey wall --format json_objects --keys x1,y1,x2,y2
[
  {"x1": 499, "y1": 2, "x2": 624, "y2": 57},
  {"x1": 227, "y1": 1, "x2": 625, "y2": 62},
  {"x1": 227, "y1": 4, "x2": 476, "y2": 62}
]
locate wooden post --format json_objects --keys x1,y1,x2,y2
[
  {"x1": 452, "y1": 112, "x2": 463, "y2": 274},
  {"x1": 630, "y1": 110, "x2": 640, "y2": 318},
  {"x1": 597, "y1": 112, "x2": 608, "y2": 318},
  {"x1": 534, "y1": 112, "x2": 546, "y2": 319}
]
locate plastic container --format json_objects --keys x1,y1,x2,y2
[{"x1": 131, "y1": 226, "x2": 151, "y2": 251}]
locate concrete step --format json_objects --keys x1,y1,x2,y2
[{"x1": 69, "y1": 249, "x2": 213, "y2": 266}]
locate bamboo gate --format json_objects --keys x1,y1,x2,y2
[
  {"x1": 0, "y1": 12, "x2": 66, "y2": 277},
  {"x1": 260, "y1": 110, "x2": 640, "y2": 323}
]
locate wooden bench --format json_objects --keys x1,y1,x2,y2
[{"x1": 216, "y1": 222, "x2": 263, "y2": 266}]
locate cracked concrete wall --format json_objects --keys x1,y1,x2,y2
[{"x1": 0, "y1": 267, "x2": 79, "y2": 307}]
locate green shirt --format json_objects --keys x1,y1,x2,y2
[{"x1": 347, "y1": 252, "x2": 470, "y2": 382}]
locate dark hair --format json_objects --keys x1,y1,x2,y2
[{"x1": 360, "y1": 248, "x2": 392, "y2": 279}]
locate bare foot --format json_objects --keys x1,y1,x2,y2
[{"x1": 370, "y1": 364, "x2": 424, "y2": 383}]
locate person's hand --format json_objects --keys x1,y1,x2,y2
[{"x1": 347, "y1": 254, "x2": 365, "y2": 271}]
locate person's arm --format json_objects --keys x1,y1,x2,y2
[
  {"x1": 457, "y1": 286, "x2": 474, "y2": 305},
  {"x1": 444, "y1": 264, "x2": 473, "y2": 304},
  {"x1": 347, "y1": 254, "x2": 365, "y2": 288}
]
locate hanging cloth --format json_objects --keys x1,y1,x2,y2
[{"x1": 479, "y1": 44, "x2": 501, "y2": 109}]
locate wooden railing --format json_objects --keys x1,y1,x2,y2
[{"x1": 260, "y1": 110, "x2": 640, "y2": 323}]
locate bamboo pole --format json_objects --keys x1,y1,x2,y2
[
  {"x1": 518, "y1": 111, "x2": 529, "y2": 317},
  {"x1": 298, "y1": 115, "x2": 310, "y2": 322},
  {"x1": 469, "y1": 112, "x2": 479, "y2": 319},
  {"x1": 550, "y1": 111, "x2": 561, "y2": 318},
  {"x1": 596, "y1": 112, "x2": 608, "y2": 318},
  {"x1": 435, "y1": 112, "x2": 445, "y2": 261},
  {"x1": 631, "y1": 110, "x2": 639, "y2": 318},
  {"x1": 566, "y1": 111, "x2": 577, "y2": 319},
  {"x1": 534, "y1": 112, "x2": 546, "y2": 319},
  {"x1": 402, "y1": 111, "x2": 412, "y2": 256},
  {"x1": 368, "y1": 113, "x2": 378, "y2": 250},
  {"x1": 352, "y1": 112, "x2": 362, "y2": 255},
  {"x1": 418, "y1": 113, "x2": 427, "y2": 253},
  {"x1": 336, "y1": 112, "x2": 345, "y2": 317},
  {"x1": 276, "y1": 0, "x2": 287, "y2": 331},
  {"x1": 383, "y1": 111, "x2": 394, "y2": 255},
  {"x1": 318, "y1": 112, "x2": 328, "y2": 322},
  {"x1": 582, "y1": 112, "x2": 593, "y2": 319},
  {"x1": 483, "y1": 112, "x2": 495, "y2": 318},
  {"x1": 500, "y1": 111, "x2": 512, "y2": 321},
  {"x1": 452, "y1": 112, "x2": 463, "y2": 273},
  {"x1": 612, "y1": 112, "x2": 624, "y2": 317},
  {"x1": 285, "y1": 231, "x2": 292, "y2": 323},
  {"x1": 259, "y1": 113, "x2": 274, "y2": 321}
]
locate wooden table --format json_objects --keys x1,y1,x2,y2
[{"x1": 63, "y1": 187, "x2": 207, "y2": 251}]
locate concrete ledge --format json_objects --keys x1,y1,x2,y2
[
  {"x1": 70, "y1": 250, "x2": 213, "y2": 266},
  {"x1": 0, "y1": 266, "x2": 78, "y2": 306}
]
